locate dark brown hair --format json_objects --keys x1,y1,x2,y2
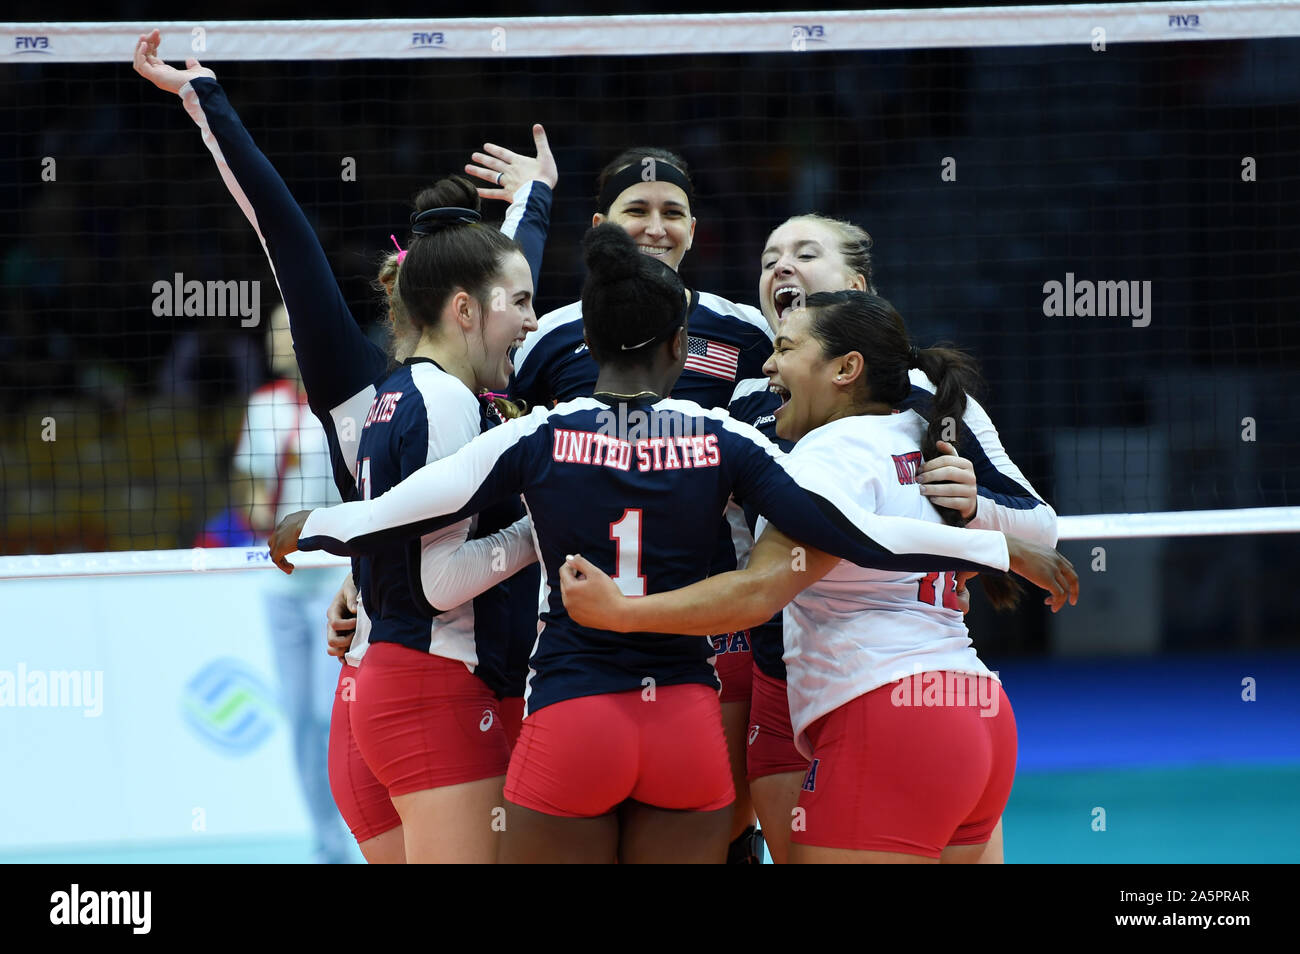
[
  {"x1": 397, "y1": 175, "x2": 519, "y2": 334},
  {"x1": 393, "y1": 176, "x2": 526, "y2": 418},
  {"x1": 580, "y1": 224, "x2": 686, "y2": 367},
  {"x1": 595, "y1": 147, "x2": 695, "y2": 213},
  {"x1": 803, "y1": 289, "x2": 1023, "y2": 611}
]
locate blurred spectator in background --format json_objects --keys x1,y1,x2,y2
[
  {"x1": 230, "y1": 302, "x2": 350, "y2": 864},
  {"x1": 157, "y1": 327, "x2": 263, "y2": 405},
  {"x1": 191, "y1": 484, "x2": 258, "y2": 548}
]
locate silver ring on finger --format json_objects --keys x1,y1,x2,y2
[{"x1": 496, "y1": 171, "x2": 504, "y2": 186}]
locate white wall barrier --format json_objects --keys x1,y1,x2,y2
[{"x1": 0, "y1": 567, "x2": 344, "y2": 851}]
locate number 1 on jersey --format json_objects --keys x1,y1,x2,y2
[
  {"x1": 609, "y1": 509, "x2": 647, "y2": 597},
  {"x1": 358, "y1": 457, "x2": 372, "y2": 501}
]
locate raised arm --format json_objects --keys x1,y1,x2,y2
[
  {"x1": 501, "y1": 179, "x2": 553, "y2": 295},
  {"x1": 468, "y1": 124, "x2": 558, "y2": 294},
  {"x1": 176, "y1": 77, "x2": 386, "y2": 410},
  {"x1": 135, "y1": 30, "x2": 386, "y2": 501},
  {"x1": 135, "y1": 34, "x2": 385, "y2": 409}
]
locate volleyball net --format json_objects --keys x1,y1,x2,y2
[{"x1": 2, "y1": 4, "x2": 1299, "y2": 593}]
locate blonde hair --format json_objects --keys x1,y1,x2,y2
[
  {"x1": 781, "y1": 213, "x2": 876, "y2": 294},
  {"x1": 375, "y1": 250, "x2": 416, "y2": 336},
  {"x1": 376, "y1": 251, "x2": 401, "y2": 298},
  {"x1": 486, "y1": 394, "x2": 527, "y2": 419}
]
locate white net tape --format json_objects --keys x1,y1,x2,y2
[
  {"x1": 2, "y1": 507, "x2": 1297, "y2": 580},
  {"x1": 4, "y1": 3, "x2": 1299, "y2": 63}
]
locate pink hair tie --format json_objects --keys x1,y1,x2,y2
[
  {"x1": 480, "y1": 391, "x2": 509, "y2": 401},
  {"x1": 390, "y1": 234, "x2": 407, "y2": 265}
]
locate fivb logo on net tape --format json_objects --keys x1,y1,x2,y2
[
  {"x1": 792, "y1": 25, "x2": 827, "y2": 42},
  {"x1": 12, "y1": 35, "x2": 52, "y2": 54},
  {"x1": 181, "y1": 658, "x2": 278, "y2": 755},
  {"x1": 408, "y1": 29, "x2": 447, "y2": 52},
  {"x1": 1167, "y1": 13, "x2": 1205, "y2": 34}
]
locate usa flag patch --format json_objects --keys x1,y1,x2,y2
[{"x1": 684, "y1": 336, "x2": 739, "y2": 381}]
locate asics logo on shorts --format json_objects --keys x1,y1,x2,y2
[
  {"x1": 748, "y1": 724, "x2": 760, "y2": 746},
  {"x1": 479, "y1": 708, "x2": 495, "y2": 732},
  {"x1": 802, "y1": 758, "x2": 821, "y2": 792}
]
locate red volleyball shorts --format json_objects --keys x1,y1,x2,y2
[
  {"x1": 710, "y1": 631, "x2": 755, "y2": 704},
  {"x1": 746, "y1": 665, "x2": 810, "y2": 781},
  {"x1": 505, "y1": 683, "x2": 735, "y2": 818},
  {"x1": 791, "y1": 673, "x2": 1017, "y2": 858},
  {"x1": 327, "y1": 663, "x2": 401, "y2": 844},
  {"x1": 498, "y1": 695, "x2": 526, "y2": 751},
  {"x1": 350, "y1": 642, "x2": 511, "y2": 798}
]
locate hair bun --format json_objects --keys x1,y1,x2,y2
[
  {"x1": 582, "y1": 224, "x2": 642, "y2": 283},
  {"x1": 412, "y1": 174, "x2": 481, "y2": 217}
]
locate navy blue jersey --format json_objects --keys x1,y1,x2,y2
[
  {"x1": 297, "y1": 397, "x2": 1010, "y2": 716},
  {"x1": 353, "y1": 358, "x2": 534, "y2": 694},
  {"x1": 510, "y1": 288, "x2": 775, "y2": 619},
  {"x1": 182, "y1": 77, "x2": 552, "y2": 480},
  {"x1": 726, "y1": 379, "x2": 791, "y2": 680},
  {"x1": 501, "y1": 563, "x2": 542, "y2": 695},
  {"x1": 509, "y1": 291, "x2": 773, "y2": 411},
  {"x1": 181, "y1": 76, "x2": 551, "y2": 688}
]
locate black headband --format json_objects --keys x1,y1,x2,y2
[
  {"x1": 597, "y1": 159, "x2": 694, "y2": 214},
  {"x1": 410, "y1": 206, "x2": 481, "y2": 234}
]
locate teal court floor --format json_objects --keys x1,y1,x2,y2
[{"x1": 6, "y1": 652, "x2": 1297, "y2": 864}]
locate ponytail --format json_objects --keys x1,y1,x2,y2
[
  {"x1": 804, "y1": 291, "x2": 1024, "y2": 612},
  {"x1": 399, "y1": 174, "x2": 519, "y2": 334},
  {"x1": 911, "y1": 344, "x2": 978, "y2": 464},
  {"x1": 486, "y1": 394, "x2": 526, "y2": 419},
  {"x1": 913, "y1": 344, "x2": 1023, "y2": 611}
]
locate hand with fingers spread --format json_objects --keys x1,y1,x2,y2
[
  {"x1": 918, "y1": 439, "x2": 978, "y2": 521},
  {"x1": 131, "y1": 28, "x2": 216, "y2": 94},
  {"x1": 268, "y1": 510, "x2": 313, "y2": 575},
  {"x1": 1005, "y1": 538, "x2": 1079, "y2": 613},
  {"x1": 558, "y1": 553, "x2": 629, "y2": 632},
  {"x1": 326, "y1": 572, "x2": 358, "y2": 658},
  {"x1": 464, "y1": 124, "x2": 557, "y2": 202}
]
